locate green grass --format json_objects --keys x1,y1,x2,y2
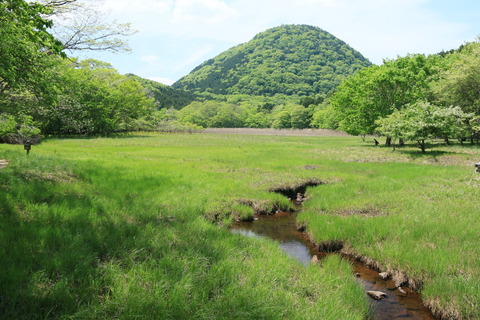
[
  {"x1": 1, "y1": 133, "x2": 479, "y2": 319},
  {"x1": 298, "y1": 143, "x2": 480, "y2": 319},
  {"x1": 0, "y1": 134, "x2": 368, "y2": 319}
]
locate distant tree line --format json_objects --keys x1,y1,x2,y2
[{"x1": 135, "y1": 96, "x2": 323, "y2": 131}]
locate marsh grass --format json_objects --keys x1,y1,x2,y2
[
  {"x1": 1, "y1": 133, "x2": 479, "y2": 319},
  {"x1": 0, "y1": 134, "x2": 369, "y2": 319},
  {"x1": 297, "y1": 143, "x2": 480, "y2": 319}
]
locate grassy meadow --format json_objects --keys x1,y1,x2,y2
[{"x1": 1, "y1": 132, "x2": 479, "y2": 319}]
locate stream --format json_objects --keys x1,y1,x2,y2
[{"x1": 232, "y1": 197, "x2": 436, "y2": 320}]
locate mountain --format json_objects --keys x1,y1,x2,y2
[
  {"x1": 126, "y1": 74, "x2": 197, "y2": 109},
  {"x1": 173, "y1": 24, "x2": 372, "y2": 97}
]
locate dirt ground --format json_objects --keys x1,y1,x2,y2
[
  {"x1": 0, "y1": 159, "x2": 8, "y2": 169},
  {"x1": 202, "y1": 128, "x2": 349, "y2": 136}
]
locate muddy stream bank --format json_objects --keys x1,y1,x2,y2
[{"x1": 232, "y1": 188, "x2": 436, "y2": 320}]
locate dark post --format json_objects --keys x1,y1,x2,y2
[{"x1": 23, "y1": 140, "x2": 32, "y2": 155}]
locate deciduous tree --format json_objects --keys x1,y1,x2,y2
[
  {"x1": 0, "y1": 0, "x2": 63, "y2": 93},
  {"x1": 434, "y1": 41, "x2": 480, "y2": 117},
  {"x1": 376, "y1": 102, "x2": 471, "y2": 152},
  {"x1": 331, "y1": 54, "x2": 440, "y2": 137}
]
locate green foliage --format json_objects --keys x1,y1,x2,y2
[
  {"x1": 331, "y1": 54, "x2": 442, "y2": 135},
  {"x1": 16, "y1": 115, "x2": 42, "y2": 139},
  {"x1": 34, "y1": 59, "x2": 156, "y2": 135},
  {"x1": 311, "y1": 104, "x2": 340, "y2": 129},
  {"x1": 174, "y1": 99, "x2": 319, "y2": 130},
  {"x1": 299, "y1": 95, "x2": 325, "y2": 107},
  {"x1": 376, "y1": 102, "x2": 471, "y2": 151},
  {"x1": 290, "y1": 105, "x2": 311, "y2": 129},
  {"x1": 271, "y1": 104, "x2": 311, "y2": 129},
  {"x1": 433, "y1": 42, "x2": 480, "y2": 116},
  {"x1": 173, "y1": 24, "x2": 371, "y2": 97},
  {"x1": 0, "y1": 113, "x2": 41, "y2": 144},
  {"x1": 272, "y1": 111, "x2": 292, "y2": 129},
  {"x1": 178, "y1": 101, "x2": 245, "y2": 128},
  {"x1": 126, "y1": 74, "x2": 197, "y2": 109},
  {"x1": 0, "y1": 114, "x2": 16, "y2": 136},
  {"x1": 243, "y1": 109, "x2": 271, "y2": 128},
  {"x1": 0, "y1": 0, "x2": 64, "y2": 123},
  {"x1": 0, "y1": 0, "x2": 63, "y2": 92},
  {"x1": 0, "y1": 1, "x2": 148, "y2": 138},
  {"x1": 126, "y1": 110, "x2": 204, "y2": 133},
  {"x1": 470, "y1": 116, "x2": 480, "y2": 138}
]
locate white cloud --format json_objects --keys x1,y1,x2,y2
[
  {"x1": 103, "y1": 0, "x2": 237, "y2": 38},
  {"x1": 141, "y1": 55, "x2": 162, "y2": 65},
  {"x1": 147, "y1": 76, "x2": 176, "y2": 85},
  {"x1": 173, "y1": 44, "x2": 215, "y2": 71},
  {"x1": 172, "y1": 0, "x2": 236, "y2": 23}
]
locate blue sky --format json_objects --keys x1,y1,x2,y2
[{"x1": 78, "y1": 0, "x2": 480, "y2": 85}]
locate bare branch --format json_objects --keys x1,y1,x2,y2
[
  {"x1": 40, "y1": 0, "x2": 136, "y2": 53},
  {"x1": 43, "y1": 0, "x2": 77, "y2": 8}
]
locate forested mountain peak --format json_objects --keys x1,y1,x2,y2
[{"x1": 173, "y1": 24, "x2": 372, "y2": 96}]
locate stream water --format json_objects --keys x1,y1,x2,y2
[{"x1": 232, "y1": 210, "x2": 436, "y2": 320}]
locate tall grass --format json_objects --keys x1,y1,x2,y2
[
  {"x1": 0, "y1": 134, "x2": 368, "y2": 319},
  {"x1": 297, "y1": 143, "x2": 480, "y2": 319},
  {"x1": 2, "y1": 133, "x2": 478, "y2": 318}
]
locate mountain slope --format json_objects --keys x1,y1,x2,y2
[
  {"x1": 126, "y1": 74, "x2": 197, "y2": 109},
  {"x1": 173, "y1": 24, "x2": 372, "y2": 97}
]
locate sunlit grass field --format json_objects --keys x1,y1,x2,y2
[{"x1": 1, "y1": 133, "x2": 479, "y2": 319}]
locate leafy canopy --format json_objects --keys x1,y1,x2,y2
[
  {"x1": 32, "y1": 58, "x2": 156, "y2": 135},
  {"x1": 331, "y1": 54, "x2": 442, "y2": 135},
  {"x1": 433, "y1": 41, "x2": 480, "y2": 116},
  {"x1": 0, "y1": 0, "x2": 63, "y2": 92},
  {"x1": 376, "y1": 102, "x2": 471, "y2": 151}
]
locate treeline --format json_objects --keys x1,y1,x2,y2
[
  {"x1": 326, "y1": 42, "x2": 480, "y2": 150},
  {"x1": 137, "y1": 93, "x2": 327, "y2": 131},
  {"x1": 165, "y1": 40, "x2": 480, "y2": 152},
  {"x1": 0, "y1": 56, "x2": 158, "y2": 141},
  {"x1": 0, "y1": 0, "x2": 191, "y2": 143}
]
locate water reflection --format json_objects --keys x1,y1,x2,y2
[
  {"x1": 232, "y1": 211, "x2": 436, "y2": 320},
  {"x1": 279, "y1": 241, "x2": 312, "y2": 266}
]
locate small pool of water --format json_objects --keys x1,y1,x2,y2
[{"x1": 232, "y1": 211, "x2": 436, "y2": 320}]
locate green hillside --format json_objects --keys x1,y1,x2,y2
[
  {"x1": 126, "y1": 74, "x2": 197, "y2": 109},
  {"x1": 173, "y1": 24, "x2": 372, "y2": 97}
]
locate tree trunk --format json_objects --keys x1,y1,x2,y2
[
  {"x1": 444, "y1": 137, "x2": 450, "y2": 145},
  {"x1": 399, "y1": 138, "x2": 405, "y2": 146},
  {"x1": 417, "y1": 139, "x2": 426, "y2": 152},
  {"x1": 385, "y1": 137, "x2": 392, "y2": 146}
]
